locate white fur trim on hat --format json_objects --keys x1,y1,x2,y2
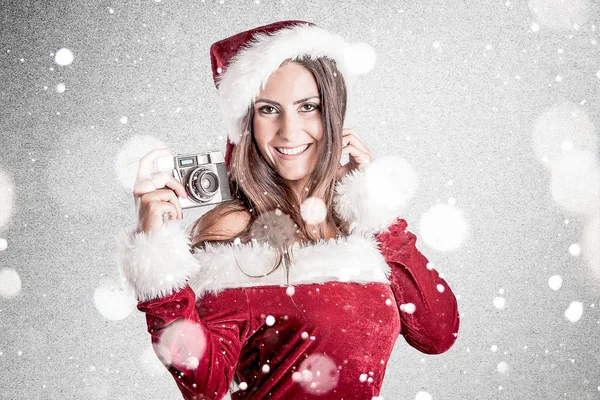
[
  {"x1": 333, "y1": 156, "x2": 419, "y2": 235},
  {"x1": 216, "y1": 23, "x2": 376, "y2": 144},
  {"x1": 117, "y1": 222, "x2": 201, "y2": 302}
]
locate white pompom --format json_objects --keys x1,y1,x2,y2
[{"x1": 346, "y1": 42, "x2": 377, "y2": 75}]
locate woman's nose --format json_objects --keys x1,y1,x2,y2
[{"x1": 278, "y1": 112, "x2": 302, "y2": 140}]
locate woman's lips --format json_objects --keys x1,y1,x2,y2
[{"x1": 273, "y1": 144, "x2": 312, "y2": 160}]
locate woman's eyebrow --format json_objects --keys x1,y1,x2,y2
[{"x1": 255, "y1": 96, "x2": 320, "y2": 106}]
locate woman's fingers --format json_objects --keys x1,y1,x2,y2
[
  {"x1": 342, "y1": 128, "x2": 370, "y2": 155},
  {"x1": 132, "y1": 149, "x2": 187, "y2": 199},
  {"x1": 133, "y1": 176, "x2": 158, "y2": 199},
  {"x1": 145, "y1": 172, "x2": 188, "y2": 199},
  {"x1": 137, "y1": 148, "x2": 171, "y2": 181},
  {"x1": 134, "y1": 148, "x2": 172, "y2": 196},
  {"x1": 341, "y1": 128, "x2": 373, "y2": 167},
  {"x1": 341, "y1": 144, "x2": 372, "y2": 168},
  {"x1": 136, "y1": 196, "x2": 180, "y2": 233},
  {"x1": 140, "y1": 189, "x2": 184, "y2": 221}
]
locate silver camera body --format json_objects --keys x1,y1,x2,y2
[{"x1": 154, "y1": 151, "x2": 232, "y2": 209}]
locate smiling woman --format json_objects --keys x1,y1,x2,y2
[
  {"x1": 252, "y1": 62, "x2": 324, "y2": 189},
  {"x1": 117, "y1": 20, "x2": 459, "y2": 400}
]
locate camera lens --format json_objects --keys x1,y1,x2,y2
[
  {"x1": 196, "y1": 172, "x2": 218, "y2": 194},
  {"x1": 187, "y1": 168, "x2": 219, "y2": 202}
]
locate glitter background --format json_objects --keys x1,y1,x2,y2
[{"x1": 1, "y1": 1, "x2": 599, "y2": 399}]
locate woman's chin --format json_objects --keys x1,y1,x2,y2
[{"x1": 278, "y1": 172, "x2": 310, "y2": 187}]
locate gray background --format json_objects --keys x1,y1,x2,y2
[{"x1": 1, "y1": 0, "x2": 599, "y2": 399}]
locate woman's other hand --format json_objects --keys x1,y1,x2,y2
[
  {"x1": 132, "y1": 148, "x2": 188, "y2": 234},
  {"x1": 336, "y1": 128, "x2": 373, "y2": 181}
]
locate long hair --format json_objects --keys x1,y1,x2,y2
[{"x1": 190, "y1": 56, "x2": 350, "y2": 279}]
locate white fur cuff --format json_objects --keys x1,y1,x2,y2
[
  {"x1": 117, "y1": 222, "x2": 201, "y2": 302},
  {"x1": 333, "y1": 156, "x2": 418, "y2": 235}
]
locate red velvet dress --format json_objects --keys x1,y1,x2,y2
[{"x1": 134, "y1": 219, "x2": 459, "y2": 399}]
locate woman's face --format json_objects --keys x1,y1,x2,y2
[{"x1": 252, "y1": 62, "x2": 324, "y2": 190}]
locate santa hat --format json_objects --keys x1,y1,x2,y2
[{"x1": 209, "y1": 20, "x2": 376, "y2": 169}]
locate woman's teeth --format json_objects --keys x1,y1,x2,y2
[{"x1": 276, "y1": 144, "x2": 309, "y2": 155}]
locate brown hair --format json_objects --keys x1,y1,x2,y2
[{"x1": 189, "y1": 56, "x2": 350, "y2": 278}]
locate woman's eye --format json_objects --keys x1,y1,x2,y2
[
  {"x1": 260, "y1": 106, "x2": 277, "y2": 114},
  {"x1": 302, "y1": 103, "x2": 320, "y2": 112}
]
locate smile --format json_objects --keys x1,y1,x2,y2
[{"x1": 274, "y1": 144, "x2": 311, "y2": 158}]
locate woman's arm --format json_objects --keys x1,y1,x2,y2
[
  {"x1": 375, "y1": 218, "x2": 459, "y2": 354},
  {"x1": 136, "y1": 285, "x2": 250, "y2": 400},
  {"x1": 333, "y1": 156, "x2": 459, "y2": 354},
  {"x1": 117, "y1": 220, "x2": 251, "y2": 400}
]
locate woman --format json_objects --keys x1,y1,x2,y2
[{"x1": 118, "y1": 20, "x2": 459, "y2": 400}]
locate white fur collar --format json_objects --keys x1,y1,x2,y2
[{"x1": 189, "y1": 233, "x2": 391, "y2": 298}]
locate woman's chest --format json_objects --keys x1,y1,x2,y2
[
  {"x1": 242, "y1": 282, "x2": 401, "y2": 357},
  {"x1": 233, "y1": 282, "x2": 401, "y2": 398}
]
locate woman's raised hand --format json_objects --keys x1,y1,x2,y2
[
  {"x1": 132, "y1": 148, "x2": 188, "y2": 234},
  {"x1": 336, "y1": 128, "x2": 373, "y2": 181}
]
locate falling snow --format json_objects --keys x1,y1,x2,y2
[
  {"x1": 497, "y1": 361, "x2": 509, "y2": 374},
  {"x1": 415, "y1": 391, "x2": 433, "y2": 400},
  {"x1": 54, "y1": 48, "x2": 74, "y2": 66},
  {"x1": 0, "y1": 268, "x2": 21, "y2": 298},
  {"x1": 400, "y1": 303, "x2": 416, "y2": 314},
  {"x1": 1, "y1": 1, "x2": 599, "y2": 399},
  {"x1": 93, "y1": 279, "x2": 137, "y2": 321},
  {"x1": 564, "y1": 301, "x2": 583, "y2": 322},
  {"x1": 548, "y1": 275, "x2": 563, "y2": 291},
  {"x1": 419, "y1": 204, "x2": 469, "y2": 251},
  {"x1": 300, "y1": 197, "x2": 328, "y2": 224}
]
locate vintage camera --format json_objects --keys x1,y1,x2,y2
[{"x1": 154, "y1": 151, "x2": 232, "y2": 209}]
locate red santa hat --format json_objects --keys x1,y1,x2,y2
[{"x1": 209, "y1": 20, "x2": 376, "y2": 169}]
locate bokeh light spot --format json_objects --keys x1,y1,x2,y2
[
  {"x1": 532, "y1": 103, "x2": 597, "y2": 169},
  {"x1": 54, "y1": 48, "x2": 74, "y2": 66},
  {"x1": 419, "y1": 204, "x2": 469, "y2": 252},
  {"x1": 0, "y1": 268, "x2": 22, "y2": 299},
  {"x1": 550, "y1": 150, "x2": 600, "y2": 215},
  {"x1": 300, "y1": 197, "x2": 327, "y2": 225},
  {"x1": 415, "y1": 391, "x2": 433, "y2": 400},
  {"x1": 0, "y1": 169, "x2": 15, "y2": 229},
  {"x1": 297, "y1": 354, "x2": 339, "y2": 395},
  {"x1": 93, "y1": 279, "x2": 137, "y2": 321},
  {"x1": 497, "y1": 361, "x2": 509, "y2": 374},
  {"x1": 400, "y1": 303, "x2": 416, "y2": 314},
  {"x1": 548, "y1": 275, "x2": 563, "y2": 291},
  {"x1": 564, "y1": 301, "x2": 583, "y2": 322},
  {"x1": 493, "y1": 297, "x2": 506, "y2": 310},
  {"x1": 528, "y1": 0, "x2": 591, "y2": 31},
  {"x1": 154, "y1": 319, "x2": 207, "y2": 370},
  {"x1": 582, "y1": 214, "x2": 599, "y2": 279},
  {"x1": 115, "y1": 135, "x2": 168, "y2": 190},
  {"x1": 250, "y1": 210, "x2": 296, "y2": 248}
]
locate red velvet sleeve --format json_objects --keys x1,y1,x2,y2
[
  {"x1": 137, "y1": 285, "x2": 251, "y2": 400},
  {"x1": 375, "y1": 218, "x2": 460, "y2": 354}
]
